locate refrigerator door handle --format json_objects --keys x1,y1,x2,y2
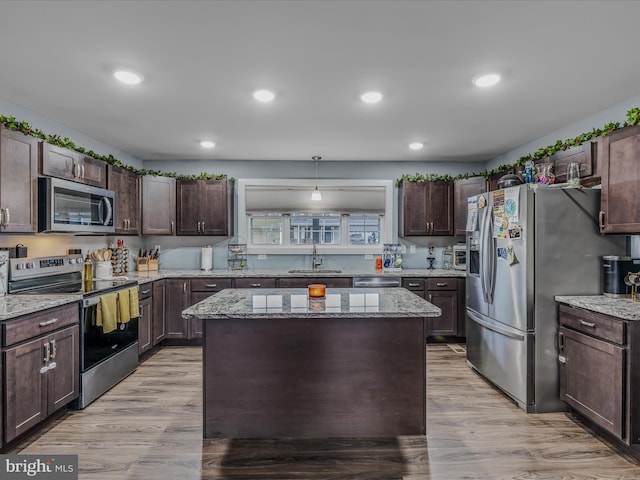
[
  {"x1": 467, "y1": 309, "x2": 525, "y2": 341},
  {"x1": 486, "y1": 206, "x2": 496, "y2": 304}
]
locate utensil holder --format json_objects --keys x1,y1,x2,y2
[{"x1": 95, "y1": 261, "x2": 112, "y2": 279}]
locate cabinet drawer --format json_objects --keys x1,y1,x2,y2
[
  {"x1": 138, "y1": 284, "x2": 153, "y2": 300},
  {"x1": 402, "y1": 278, "x2": 425, "y2": 291},
  {"x1": 426, "y1": 278, "x2": 457, "y2": 291},
  {"x1": 190, "y1": 278, "x2": 232, "y2": 292},
  {"x1": 559, "y1": 304, "x2": 625, "y2": 345},
  {"x1": 278, "y1": 278, "x2": 351, "y2": 288},
  {"x1": 234, "y1": 278, "x2": 276, "y2": 289},
  {"x1": 3, "y1": 303, "x2": 80, "y2": 347}
]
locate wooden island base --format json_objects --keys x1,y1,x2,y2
[{"x1": 203, "y1": 316, "x2": 426, "y2": 438}]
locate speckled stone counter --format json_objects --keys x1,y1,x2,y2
[
  {"x1": 183, "y1": 287, "x2": 442, "y2": 320},
  {"x1": 555, "y1": 295, "x2": 640, "y2": 321},
  {"x1": 192, "y1": 287, "x2": 437, "y2": 438},
  {"x1": 0, "y1": 294, "x2": 81, "y2": 321}
]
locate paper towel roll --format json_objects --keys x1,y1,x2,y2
[{"x1": 201, "y1": 246, "x2": 213, "y2": 271}]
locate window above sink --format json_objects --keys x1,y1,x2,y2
[{"x1": 237, "y1": 178, "x2": 394, "y2": 255}]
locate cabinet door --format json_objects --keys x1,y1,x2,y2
[
  {"x1": 400, "y1": 181, "x2": 428, "y2": 236},
  {"x1": 176, "y1": 180, "x2": 200, "y2": 235},
  {"x1": 201, "y1": 179, "x2": 230, "y2": 235},
  {"x1": 428, "y1": 181, "x2": 454, "y2": 236},
  {"x1": 46, "y1": 325, "x2": 79, "y2": 414},
  {"x1": 78, "y1": 155, "x2": 107, "y2": 188},
  {"x1": 142, "y1": 175, "x2": 176, "y2": 235},
  {"x1": 152, "y1": 280, "x2": 166, "y2": 345},
  {"x1": 454, "y1": 176, "x2": 486, "y2": 235},
  {"x1": 599, "y1": 126, "x2": 640, "y2": 233},
  {"x1": 4, "y1": 336, "x2": 47, "y2": 442},
  {"x1": 426, "y1": 289, "x2": 458, "y2": 336},
  {"x1": 0, "y1": 127, "x2": 38, "y2": 232},
  {"x1": 189, "y1": 291, "x2": 214, "y2": 339},
  {"x1": 164, "y1": 279, "x2": 189, "y2": 339},
  {"x1": 559, "y1": 326, "x2": 624, "y2": 439},
  {"x1": 40, "y1": 142, "x2": 77, "y2": 181},
  {"x1": 108, "y1": 165, "x2": 140, "y2": 234},
  {"x1": 138, "y1": 297, "x2": 153, "y2": 354}
]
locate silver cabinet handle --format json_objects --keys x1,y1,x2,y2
[
  {"x1": 0, "y1": 208, "x2": 5, "y2": 226},
  {"x1": 183, "y1": 282, "x2": 187, "y2": 294},
  {"x1": 436, "y1": 282, "x2": 448, "y2": 287},
  {"x1": 50, "y1": 339, "x2": 57, "y2": 360},
  {"x1": 170, "y1": 221, "x2": 175, "y2": 234},
  {"x1": 250, "y1": 283, "x2": 261, "y2": 287},
  {"x1": 201, "y1": 221, "x2": 205, "y2": 232},
  {"x1": 43, "y1": 342, "x2": 51, "y2": 363},
  {"x1": 3, "y1": 208, "x2": 9, "y2": 226},
  {"x1": 428, "y1": 294, "x2": 433, "y2": 302},
  {"x1": 197, "y1": 221, "x2": 201, "y2": 233},
  {"x1": 408, "y1": 283, "x2": 420, "y2": 287},
  {"x1": 205, "y1": 284, "x2": 217, "y2": 288},
  {"x1": 579, "y1": 320, "x2": 596, "y2": 328},
  {"x1": 39, "y1": 318, "x2": 58, "y2": 327},
  {"x1": 73, "y1": 162, "x2": 79, "y2": 178},
  {"x1": 141, "y1": 289, "x2": 151, "y2": 294},
  {"x1": 599, "y1": 211, "x2": 605, "y2": 230}
]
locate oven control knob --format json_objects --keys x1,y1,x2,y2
[
  {"x1": 26, "y1": 262, "x2": 36, "y2": 269},
  {"x1": 68, "y1": 258, "x2": 76, "y2": 264},
  {"x1": 16, "y1": 263, "x2": 25, "y2": 270}
]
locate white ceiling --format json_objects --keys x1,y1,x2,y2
[{"x1": 1, "y1": 0, "x2": 640, "y2": 163}]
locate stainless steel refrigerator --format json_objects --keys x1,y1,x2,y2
[{"x1": 465, "y1": 184, "x2": 626, "y2": 413}]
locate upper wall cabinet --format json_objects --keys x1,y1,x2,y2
[
  {"x1": 141, "y1": 175, "x2": 176, "y2": 235},
  {"x1": 599, "y1": 126, "x2": 640, "y2": 234},
  {"x1": 108, "y1": 165, "x2": 140, "y2": 235},
  {"x1": 0, "y1": 126, "x2": 39, "y2": 233},
  {"x1": 40, "y1": 143, "x2": 107, "y2": 188},
  {"x1": 453, "y1": 176, "x2": 486, "y2": 236},
  {"x1": 176, "y1": 179, "x2": 233, "y2": 236},
  {"x1": 399, "y1": 180, "x2": 453, "y2": 236}
]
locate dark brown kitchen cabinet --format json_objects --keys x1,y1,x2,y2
[
  {"x1": 0, "y1": 126, "x2": 39, "y2": 233},
  {"x1": 599, "y1": 126, "x2": 640, "y2": 233},
  {"x1": 558, "y1": 303, "x2": 640, "y2": 447},
  {"x1": 2, "y1": 303, "x2": 79, "y2": 445},
  {"x1": 277, "y1": 277, "x2": 352, "y2": 288},
  {"x1": 426, "y1": 278, "x2": 458, "y2": 336},
  {"x1": 164, "y1": 279, "x2": 190, "y2": 339},
  {"x1": 189, "y1": 278, "x2": 232, "y2": 339},
  {"x1": 141, "y1": 175, "x2": 176, "y2": 235},
  {"x1": 138, "y1": 285, "x2": 153, "y2": 354},
  {"x1": 152, "y1": 280, "x2": 166, "y2": 345},
  {"x1": 176, "y1": 179, "x2": 233, "y2": 236},
  {"x1": 108, "y1": 165, "x2": 140, "y2": 234},
  {"x1": 233, "y1": 278, "x2": 277, "y2": 289},
  {"x1": 40, "y1": 142, "x2": 107, "y2": 188},
  {"x1": 454, "y1": 176, "x2": 486, "y2": 235},
  {"x1": 399, "y1": 180, "x2": 453, "y2": 236}
]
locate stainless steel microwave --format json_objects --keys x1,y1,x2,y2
[{"x1": 38, "y1": 177, "x2": 115, "y2": 233}]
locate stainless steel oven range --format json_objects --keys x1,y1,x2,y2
[{"x1": 8, "y1": 254, "x2": 139, "y2": 409}]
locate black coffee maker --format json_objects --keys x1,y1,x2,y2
[{"x1": 603, "y1": 256, "x2": 640, "y2": 297}]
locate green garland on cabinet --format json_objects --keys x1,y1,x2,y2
[
  {"x1": 396, "y1": 107, "x2": 640, "y2": 186},
  {"x1": 0, "y1": 115, "x2": 231, "y2": 181},
  {"x1": 3, "y1": 107, "x2": 640, "y2": 186}
]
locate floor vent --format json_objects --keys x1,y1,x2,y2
[{"x1": 447, "y1": 344, "x2": 466, "y2": 354}]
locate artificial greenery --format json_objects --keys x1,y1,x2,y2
[
  {"x1": 3, "y1": 106, "x2": 640, "y2": 186},
  {"x1": 0, "y1": 114, "x2": 230, "y2": 181},
  {"x1": 396, "y1": 106, "x2": 640, "y2": 185}
]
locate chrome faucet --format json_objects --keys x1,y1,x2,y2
[{"x1": 312, "y1": 244, "x2": 323, "y2": 270}]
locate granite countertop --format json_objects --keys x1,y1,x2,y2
[
  {"x1": 555, "y1": 295, "x2": 640, "y2": 321},
  {"x1": 0, "y1": 294, "x2": 82, "y2": 322},
  {"x1": 183, "y1": 287, "x2": 442, "y2": 320},
  {"x1": 128, "y1": 268, "x2": 465, "y2": 283}
]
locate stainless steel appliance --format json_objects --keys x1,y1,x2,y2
[
  {"x1": 8, "y1": 254, "x2": 138, "y2": 409},
  {"x1": 38, "y1": 177, "x2": 115, "y2": 233},
  {"x1": 466, "y1": 185, "x2": 627, "y2": 413},
  {"x1": 453, "y1": 244, "x2": 466, "y2": 271}
]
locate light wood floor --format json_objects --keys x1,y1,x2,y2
[{"x1": 11, "y1": 344, "x2": 640, "y2": 479}]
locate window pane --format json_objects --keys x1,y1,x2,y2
[
  {"x1": 250, "y1": 216, "x2": 283, "y2": 245},
  {"x1": 349, "y1": 214, "x2": 380, "y2": 245},
  {"x1": 290, "y1": 213, "x2": 341, "y2": 245}
]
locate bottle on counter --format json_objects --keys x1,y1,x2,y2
[{"x1": 83, "y1": 251, "x2": 93, "y2": 282}]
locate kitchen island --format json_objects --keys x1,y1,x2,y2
[{"x1": 183, "y1": 287, "x2": 441, "y2": 438}]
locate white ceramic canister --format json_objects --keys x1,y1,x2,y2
[{"x1": 95, "y1": 261, "x2": 113, "y2": 279}]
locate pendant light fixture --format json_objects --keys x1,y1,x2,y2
[{"x1": 311, "y1": 156, "x2": 322, "y2": 201}]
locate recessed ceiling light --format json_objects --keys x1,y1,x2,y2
[
  {"x1": 360, "y1": 91, "x2": 383, "y2": 104},
  {"x1": 253, "y1": 89, "x2": 275, "y2": 102},
  {"x1": 473, "y1": 73, "x2": 501, "y2": 88},
  {"x1": 113, "y1": 70, "x2": 143, "y2": 85},
  {"x1": 409, "y1": 142, "x2": 424, "y2": 151},
  {"x1": 200, "y1": 141, "x2": 215, "y2": 149}
]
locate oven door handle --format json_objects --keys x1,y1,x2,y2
[{"x1": 83, "y1": 296, "x2": 101, "y2": 308}]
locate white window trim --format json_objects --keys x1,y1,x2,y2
[{"x1": 237, "y1": 178, "x2": 394, "y2": 255}]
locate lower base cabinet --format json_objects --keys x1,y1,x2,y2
[
  {"x1": 138, "y1": 285, "x2": 153, "y2": 354},
  {"x1": 558, "y1": 304, "x2": 640, "y2": 449},
  {"x1": 2, "y1": 304, "x2": 79, "y2": 445},
  {"x1": 152, "y1": 280, "x2": 166, "y2": 345}
]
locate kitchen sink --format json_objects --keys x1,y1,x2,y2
[{"x1": 287, "y1": 269, "x2": 342, "y2": 274}]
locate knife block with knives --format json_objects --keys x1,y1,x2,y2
[{"x1": 136, "y1": 249, "x2": 159, "y2": 272}]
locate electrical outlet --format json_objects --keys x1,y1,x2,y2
[
  {"x1": 364, "y1": 254, "x2": 373, "y2": 260},
  {"x1": 154, "y1": 245, "x2": 161, "y2": 252},
  {"x1": 258, "y1": 254, "x2": 267, "y2": 260},
  {"x1": 409, "y1": 245, "x2": 416, "y2": 254}
]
